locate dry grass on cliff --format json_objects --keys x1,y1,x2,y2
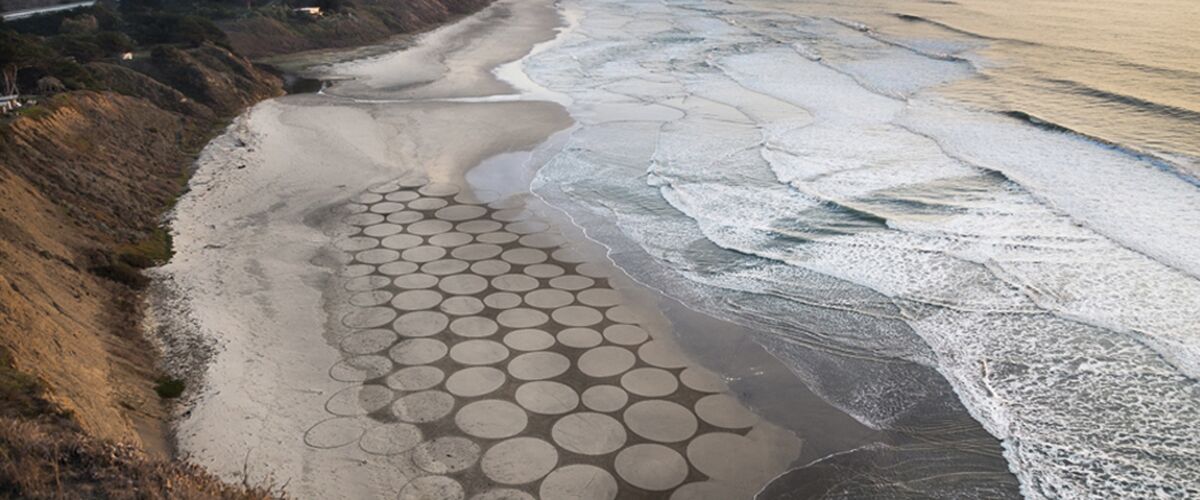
[{"x1": 0, "y1": 417, "x2": 278, "y2": 500}]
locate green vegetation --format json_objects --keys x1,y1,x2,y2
[
  {"x1": 153, "y1": 377, "x2": 185, "y2": 398},
  {"x1": 121, "y1": 226, "x2": 174, "y2": 266}
]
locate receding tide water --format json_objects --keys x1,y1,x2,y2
[{"x1": 520, "y1": 0, "x2": 1200, "y2": 497}]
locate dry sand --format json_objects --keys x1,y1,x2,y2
[{"x1": 156, "y1": 0, "x2": 831, "y2": 497}]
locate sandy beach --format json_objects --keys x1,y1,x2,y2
[{"x1": 155, "y1": 0, "x2": 819, "y2": 497}]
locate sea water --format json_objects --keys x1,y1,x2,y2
[{"x1": 522, "y1": 0, "x2": 1200, "y2": 497}]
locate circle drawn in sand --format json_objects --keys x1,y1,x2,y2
[
  {"x1": 605, "y1": 305, "x2": 642, "y2": 324},
  {"x1": 577, "y1": 288, "x2": 622, "y2": 308},
  {"x1": 694, "y1": 394, "x2": 758, "y2": 429},
  {"x1": 518, "y1": 232, "x2": 566, "y2": 249},
  {"x1": 481, "y1": 437, "x2": 558, "y2": 484},
  {"x1": 398, "y1": 475, "x2": 463, "y2": 500},
  {"x1": 363, "y1": 223, "x2": 404, "y2": 238},
  {"x1": 456, "y1": 400, "x2": 527, "y2": 439},
  {"x1": 477, "y1": 232, "x2": 519, "y2": 244},
  {"x1": 359, "y1": 422, "x2": 422, "y2": 455},
  {"x1": 387, "y1": 211, "x2": 424, "y2": 224},
  {"x1": 603, "y1": 324, "x2": 648, "y2": 345},
  {"x1": 329, "y1": 355, "x2": 392, "y2": 382},
  {"x1": 378, "y1": 261, "x2": 419, "y2": 276},
  {"x1": 385, "y1": 365, "x2": 444, "y2": 391},
  {"x1": 454, "y1": 189, "x2": 500, "y2": 205},
  {"x1": 474, "y1": 489, "x2": 534, "y2": 500},
  {"x1": 503, "y1": 329, "x2": 555, "y2": 351},
  {"x1": 451, "y1": 243, "x2": 503, "y2": 261},
  {"x1": 340, "y1": 264, "x2": 375, "y2": 278},
  {"x1": 450, "y1": 340, "x2": 510, "y2": 365},
  {"x1": 524, "y1": 263, "x2": 565, "y2": 278},
  {"x1": 620, "y1": 367, "x2": 679, "y2": 398},
  {"x1": 484, "y1": 292, "x2": 522, "y2": 310},
  {"x1": 429, "y1": 232, "x2": 473, "y2": 248},
  {"x1": 524, "y1": 289, "x2": 574, "y2": 309},
  {"x1": 355, "y1": 247, "x2": 398, "y2": 262},
  {"x1": 348, "y1": 290, "x2": 393, "y2": 307},
  {"x1": 686, "y1": 432, "x2": 767, "y2": 482},
  {"x1": 304, "y1": 417, "x2": 370, "y2": 449},
  {"x1": 344, "y1": 213, "x2": 385, "y2": 226},
  {"x1": 353, "y1": 192, "x2": 383, "y2": 204},
  {"x1": 507, "y1": 352, "x2": 570, "y2": 381},
  {"x1": 680, "y1": 367, "x2": 726, "y2": 393},
  {"x1": 325, "y1": 384, "x2": 394, "y2": 416},
  {"x1": 393, "y1": 273, "x2": 439, "y2": 289},
  {"x1": 470, "y1": 260, "x2": 512, "y2": 276},
  {"x1": 439, "y1": 274, "x2": 489, "y2": 295},
  {"x1": 638, "y1": 341, "x2": 690, "y2": 369},
  {"x1": 407, "y1": 220, "x2": 453, "y2": 235},
  {"x1": 336, "y1": 236, "x2": 379, "y2": 252},
  {"x1": 492, "y1": 275, "x2": 539, "y2": 293},
  {"x1": 407, "y1": 197, "x2": 450, "y2": 211},
  {"x1": 491, "y1": 209, "x2": 530, "y2": 222},
  {"x1": 389, "y1": 338, "x2": 448, "y2": 365},
  {"x1": 581, "y1": 385, "x2": 628, "y2": 413},
  {"x1": 449, "y1": 316, "x2": 499, "y2": 338},
  {"x1": 344, "y1": 276, "x2": 390, "y2": 292},
  {"x1": 501, "y1": 248, "x2": 548, "y2": 265},
  {"x1": 381, "y1": 234, "x2": 423, "y2": 250},
  {"x1": 418, "y1": 183, "x2": 461, "y2": 197},
  {"x1": 414, "y1": 436, "x2": 481, "y2": 474},
  {"x1": 342, "y1": 307, "x2": 397, "y2": 329},
  {"x1": 514, "y1": 381, "x2": 578, "y2": 415},
  {"x1": 497, "y1": 308, "x2": 549, "y2": 329},
  {"x1": 551, "y1": 412, "x2": 626, "y2": 455},
  {"x1": 575, "y1": 262, "x2": 610, "y2": 278},
  {"x1": 440, "y1": 296, "x2": 485, "y2": 316},
  {"x1": 623, "y1": 400, "x2": 697, "y2": 443},
  {"x1": 539, "y1": 465, "x2": 618, "y2": 500},
  {"x1": 445, "y1": 366, "x2": 506, "y2": 397},
  {"x1": 401, "y1": 245, "x2": 447, "y2": 263},
  {"x1": 391, "y1": 290, "x2": 443, "y2": 311},
  {"x1": 551, "y1": 305, "x2": 603, "y2": 327},
  {"x1": 557, "y1": 328, "x2": 602, "y2": 349},
  {"x1": 435, "y1": 205, "x2": 487, "y2": 221},
  {"x1": 422, "y1": 259, "x2": 469, "y2": 276},
  {"x1": 392, "y1": 390, "x2": 455, "y2": 423},
  {"x1": 339, "y1": 328, "x2": 397, "y2": 354},
  {"x1": 548, "y1": 275, "x2": 594, "y2": 291},
  {"x1": 456, "y1": 220, "x2": 503, "y2": 234},
  {"x1": 392, "y1": 310, "x2": 449, "y2": 337},
  {"x1": 384, "y1": 190, "x2": 419, "y2": 202},
  {"x1": 614, "y1": 444, "x2": 689, "y2": 491},
  {"x1": 578, "y1": 346, "x2": 636, "y2": 378},
  {"x1": 368, "y1": 201, "x2": 406, "y2": 214}
]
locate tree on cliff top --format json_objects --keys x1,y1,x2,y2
[{"x1": 0, "y1": 30, "x2": 55, "y2": 95}]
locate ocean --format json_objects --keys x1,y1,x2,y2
[{"x1": 520, "y1": 0, "x2": 1200, "y2": 497}]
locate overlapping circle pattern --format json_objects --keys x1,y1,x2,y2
[{"x1": 306, "y1": 178, "x2": 795, "y2": 499}]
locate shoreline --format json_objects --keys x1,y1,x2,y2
[
  {"x1": 154, "y1": 0, "x2": 574, "y2": 495},
  {"x1": 156, "y1": 0, "x2": 861, "y2": 496}
]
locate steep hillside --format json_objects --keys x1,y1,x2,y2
[{"x1": 220, "y1": 0, "x2": 492, "y2": 58}]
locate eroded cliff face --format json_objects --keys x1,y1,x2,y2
[
  {"x1": 0, "y1": 92, "x2": 204, "y2": 450},
  {"x1": 0, "y1": 46, "x2": 281, "y2": 454},
  {"x1": 220, "y1": 0, "x2": 493, "y2": 58}
]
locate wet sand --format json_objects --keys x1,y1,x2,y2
[{"x1": 156, "y1": 0, "x2": 943, "y2": 497}]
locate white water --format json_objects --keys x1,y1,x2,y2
[{"x1": 522, "y1": 0, "x2": 1200, "y2": 497}]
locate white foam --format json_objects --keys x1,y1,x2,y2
[{"x1": 524, "y1": 0, "x2": 1200, "y2": 496}]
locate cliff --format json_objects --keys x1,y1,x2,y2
[
  {"x1": 220, "y1": 0, "x2": 492, "y2": 58},
  {"x1": 1, "y1": 0, "x2": 494, "y2": 495},
  {"x1": 0, "y1": 43, "x2": 281, "y2": 497}
]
